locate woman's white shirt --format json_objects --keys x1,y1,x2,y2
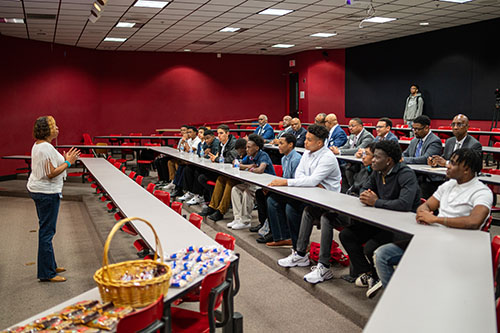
[{"x1": 27, "y1": 142, "x2": 66, "y2": 194}]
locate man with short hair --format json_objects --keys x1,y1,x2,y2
[
  {"x1": 258, "y1": 133, "x2": 302, "y2": 245},
  {"x1": 290, "y1": 118, "x2": 307, "y2": 148},
  {"x1": 325, "y1": 113, "x2": 348, "y2": 148},
  {"x1": 272, "y1": 115, "x2": 293, "y2": 144},
  {"x1": 315, "y1": 113, "x2": 327, "y2": 127},
  {"x1": 171, "y1": 126, "x2": 201, "y2": 197},
  {"x1": 155, "y1": 125, "x2": 188, "y2": 186},
  {"x1": 375, "y1": 148, "x2": 492, "y2": 290},
  {"x1": 331, "y1": 118, "x2": 374, "y2": 156},
  {"x1": 373, "y1": 117, "x2": 398, "y2": 142},
  {"x1": 428, "y1": 114, "x2": 482, "y2": 167},
  {"x1": 403, "y1": 115, "x2": 442, "y2": 164},
  {"x1": 403, "y1": 84, "x2": 424, "y2": 128},
  {"x1": 229, "y1": 134, "x2": 275, "y2": 230},
  {"x1": 269, "y1": 125, "x2": 342, "y2": 266},
  {"x1": 340, "y1": 140, "x2": 420, "y2": 298},
  {"x1": 254, "y1": 114, "x2": 275, "y2": 141}
]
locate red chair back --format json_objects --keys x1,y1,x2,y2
[
  {"x1": 468, "y1": 127, "x2": 481, "y2": 140},
  {"x1": 136, "y1": 175, "x2": 144, "y2": 186},
  {"x1": 273, "y1": 165, "x2": 283, "y2": 177},
  {"x1": 128, "y1": 171, "x2": 137, "y2": 179},
  {"x1": 83, "y1": 133, "x2": 93, "y2": 145},
  {"x1": 188, "y1": 213, "x2": 203, "y2": 229},
  {"x1": 154, "y1": 190, "x2": 171, "y2": 206},
  {"x1": 109, "y1": 133, "x2": 122, "y2": 145},
  {"x1": 491, "y1": 128, "x2": 500, "y2": 143},
  {"x1": 116, "y1": 295, "x2": 164, "y2": 333},
  {"x1": 146, "y1": 183, "x2": 156, "y2": 193},
  {"x1": 171, "y1": 201, "x2": 182, "y2": 215},
  {"x1": 482, "y1": 215, "x2": 493, "y2": 232},
  {"x1": 215, "y1": 232, "x2": 235, "y2": 250},
  {"x1": 437, "y1": 126, "x2": 453, "y2": 140},
  {"x1": 80, "y1": 153, "x2": 94, "y2": 158},
  {"x1": 114, "y1": 162, "x2": 121, "y2": 169},
  {"x1": 199, "y1": 263, "x2": 230, "y2": 315},
  {"x1": 121, "y1": 166, "x2": 126, "y2": 173},
  {"x1": 109, "y1": 158, "x2": 116, "y2": 164},
  {"x1": 114, "y1": 212, "x2": 124, "y2": 221},
  {"x1": 492, "y1": 235, "x2": 500, "y2": 277}
]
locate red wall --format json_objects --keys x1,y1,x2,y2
[{"x1": 0, "y1": 35, "x2": 288, "y2": 176}]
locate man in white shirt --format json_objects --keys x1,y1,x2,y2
[
  {"x1": 171, "y1": 126, "x2": 201, "y2": 197},
  {"x1": 375, "y1": 148, "x2": 492, "y2": 291},
  {"x1": 268, "y1": 124, "x2": 342, "y2": 267}
]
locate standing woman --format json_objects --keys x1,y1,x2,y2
[{"x1": 27, "y1": 116, "x2": 80, "y2": 282}]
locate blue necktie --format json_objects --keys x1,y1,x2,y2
[{"x1": 415, "y1": 139, "x2": 423, "y2": 157}]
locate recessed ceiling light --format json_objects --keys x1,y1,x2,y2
[
  {"x1": 272, "y1": 44, "x2": 294, "y2": 48},
  {"x1": 2, "y1": 18, "x2": 24, "y2": 23},
  {"x1": 362, "y1": 17, "x2": 397, "y2": 23},
  {"x1": 219, "y1": 27, "x2": 240, "y2": 32},
  {"x1": 184, "y1": 49, "x2": 191, "y2": 52},
  {"x1": 134, "y1": 0, "x2": 169, "y2": 8},
  {"x1": 93, "y1": 3, "x2": 102, "y2": 11},
  {"x1": 439, "y1": 0, "x2": 472, "y2": 3},
  {"x1": 419, "y1": 22, "x2": 429, "y2": 26},
  {"x1": 116, "y1": 22, "x2": 136, "y2": 28},
  {"x1": 104, "y1": 37, "x2": 127, "y2": 42},
  {"x1": 310, "y1": 32, "x2": 337, "y2": 38},
  {"x1": 258, "y1": 8, "x2": 293, "y2": 16},
  {"x1": 315, "y1": 46, "x2": 323, "y2": 49}
]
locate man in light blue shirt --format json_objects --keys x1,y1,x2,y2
[{"x1": 253, "y1": 114, "x2": 275, "y2": 141}]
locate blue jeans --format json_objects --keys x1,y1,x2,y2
[
  {"x1": 374, "y1": 243, "x2": 404, "y2": 288},
  {"x1": 30, "y1": 192, "x2": 60, "y2": 279},
  {"x1": 267, "y1": 194, "x2": 305, "y2": 248},
  {"x1": 266, "y1": 194, "x2": 291, "y2": 242}
]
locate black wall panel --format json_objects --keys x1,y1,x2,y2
[{"x1": 345, "y1": 18, "x2": 500, "y2": 121}]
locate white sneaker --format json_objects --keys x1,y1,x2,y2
[
  {"x1": 278, "y1": 250, "x2": 310, "y2": 268},
  {"x1": 304, "y1": 263, "x2": 334, "y2": 284},
  {"x1": 231, "y1": 221, "x2": 251, "y2": 230},
  {"x1": 165, "y1": 182, "x2": 175, "y2": 190},
  {"x1": 178, "y1": 192, "x2": 194, "y2": 202},
  {"x1": 187, "y1": 195, "x2": 203, "y2": 206},
  {"x1": 227, "y1": 219, "x2": 241, "y2": 228}
]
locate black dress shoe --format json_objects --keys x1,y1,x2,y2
[
  {"x1": 207, "y1": 210, "x2": 224, "y2": 222},
  {"x1": 171, "y1": 188, "x2": 184, "y2": 198},
  {"x1": 249, "y1": 224, "x2": 263, "y2": 233},
  {"x1": 256, "y1": 233, "x2": 273, "y2": 244},
  {"x1": 200, "y1": 206, "x2": 216, "y2": 217}
]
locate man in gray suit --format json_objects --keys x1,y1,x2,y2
[
  {"x1": 403, "y1": 115, "x2": 442, "y2": 164},
  {"x1": 428, "y1": 114, "x2": 482, "y2": 167},
  {"x1": 331, "y1": 118, "x2": 374, "y2": 156}
]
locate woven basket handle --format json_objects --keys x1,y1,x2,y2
[{"x1": 102, "y1": 217, "x2": 163, "y2": 282}]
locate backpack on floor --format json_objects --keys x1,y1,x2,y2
[{"x1": 309, "y1": 241, "x2": 350, "y2": 267}]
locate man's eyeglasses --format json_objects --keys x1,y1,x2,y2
[
  {"x1": 450, "y1": 122, "x2": 467, "y2": 128},
  {"x1": 412, "y1": 126, "x2": 425, "y2": 131},
  {"x1": 375, "y1": 126, "x2": 386, "y2": 129}
]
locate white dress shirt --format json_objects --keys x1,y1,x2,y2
[{"x1": 287, "y1": 145, "x2": 341, "y2": 192}]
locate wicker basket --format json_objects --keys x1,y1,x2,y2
[{"x1": 93, "y1": 217, "x2": 172, "y2": 308}]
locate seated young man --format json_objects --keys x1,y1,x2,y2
[
  {"x1": 375, "y1": 148, "x2": 492, "y2": 290},
  {"x1": 255, "y1": 133, "x2": 302, "y2": 244},
  {"x1": 339, "y1": 140, "x2": 420, "y2": 298},
  {"x1": 201, "y1": 138, "x2": 247, "y2": 221},
  {"x1": 155, "y1": 125, "x2": 187, "y2": 186},
  {"x1": 229, "y1": 134, "x2": 276, "y2": 230},
  {"x1": 301, "y1": 142, "x2": 376, "y2": 284},
  {"x1": 267, "y1": 125, "x2": 341, "y2": 265},
  {"x1": 170, "y1": 126, "x2": 201, "y2": 198}
]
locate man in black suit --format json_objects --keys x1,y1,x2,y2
[
  {"x1": 428, "y1": 114, "x2": 482, "y2": 167},
  {"x1": 403, "y1": 115, "x2": 442, "y2": 164}
]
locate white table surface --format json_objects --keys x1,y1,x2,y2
[{"x1": 151, "y1": 146, "x2": 497, "y2": 333}]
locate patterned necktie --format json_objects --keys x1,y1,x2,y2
[{"x1": 415, "y1": 139, "x2": 423, "y2": 157}]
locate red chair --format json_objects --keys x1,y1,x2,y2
[
  {"x1": 491, "y1": 142, "x2": 500, "y2": 168},
  {"x1": 136, "y1": 175, "x2": 144, "y2": 186},
  {"x1": 121, "y1": 166, "x2": 126, "y2": 173},
  {"x1": 437, "y1": 126, "x2": 452, "y2": 140},
  {"x1": 273, "y1": 165, "x2": 283, "y2": 177},
  {"x1": 171, "y1": 263, "x2": 231, "y2": 333},
  {"x1": 116, "y1": 295, "x2": 164, "y2": 333},
  {"x1": 468, "y1": 127, "x2": 481, "y2": 140},
  {"x1": 133, "y1": 239, "x2": 148, "y2": 252},
  {"x1": 154, "y1": 190, "x2": 171, "y2": 206},
  {"x1": 122, "y1": 223, "x2": 138, "y2": 236},
  {"x1": 129, "y1": 132, "x2": 143, "y2": 145},
  {"x1": 114, "y1": 162, "x2": 121, "y2": 169},
  {"x1": 394, "y1": 124, "x2": 409, "y2": 138},
  {"x1": 108, "y1": 157, "x2": 116, "y2": 164},
  {"x1": 146, "y1": 183, "x2": 156, "y2": 194},
  {"x1": 482, "y1": 216, "x2": 493, "y2": 232},
  {"x1": 114, "y1": 212, "x2": 125, "y2": 222},
  {"x1": 171, "y1": 201, "x2": 183, "y2": 215},
  {"x1": 490, "y1": 128, "x2": 500, "y2": 143},
  {"x1": 108, "y1": 133, "x2": 122, "y2": 146},
  {"x1": 128, "y1": 171, "x2": 137, "y2": 179},
  {"x1": 150, "y1": 133, "x2": 162, "y2": 145},
  {"x1": 215, "y1": 232, "x2": 235, "y2": 250},
  {"x1": 83, "y1": 133, "x2": 93, "y2": 145},
  {"x1": 400, "y1": 136, "x2": 414, "y2": 141},
  {"x1": 492, "y1": 235, "x2": 500, "y2": 278},
  {"x1": 107, "y1": 201, "x2": 117, "y2": 212},
  {"x1": 189, "y1": 213, "x2": 203, "y2": 229}
]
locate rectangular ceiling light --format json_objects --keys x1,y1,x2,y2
[
  {"x1": 134, "y1": 0, "x2": 168, "y2": 8},
  {"x1": 220, "y1": 27, "x2": 240, "y2": 32},
  {"x1": 116, "y1": 22, "x2": 136, "y2": 28},
  {"x1": 2, "y1": 18, "x2": 24, "y2": 23},
  {"x1": 272, "y1": 44, "x2": 294, "y2": 48},
  {"x1": 258, "y1": 8, "x2": 293, "y2": 16},
  {"x1": 104, "y1": 37, "x2": 127, "y2": 42},
  {"x1": 362, "y1": 17, "x2": 396, "y2": 23},
  {"x1": 310, "y1": 32, "x2": 337, "y2": 37},
  {"x1": 439, "y1": 0, "x2": 472, "y2": 3}
]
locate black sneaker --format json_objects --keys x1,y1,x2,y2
[
  {"x1": 171, "y1": 188, "x2": 184, "y2": 198},
  {"x1": 366, "y1": 278, "x2": 382, "y2": 298},
  {"x1": 249, "y1": 224, "x2": 263, "y2": 233},
  {"x1": 200, "y1": 206, "x2": 216, "y2": 217},
  {"x1": 256, "y1": 234, "x2": 273, "y2": 243},
  {"x1": 207, "y1": 210, "x2": 224, "y2": 222}
]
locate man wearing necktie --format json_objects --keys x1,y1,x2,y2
[
  {"x1": 403, "y1": 115, "x2": 442, "y2": 164},
  {"x1": 325, "y1": 113, "x2": 348, "y2": 149}
]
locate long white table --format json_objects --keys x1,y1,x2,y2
[{"x1": 151, "y1": 146, "x2": 496, "y2": 333}]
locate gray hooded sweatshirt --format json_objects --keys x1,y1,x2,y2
[{"x1": 403, "y1": 92, "x2": 423, "y2": 121}]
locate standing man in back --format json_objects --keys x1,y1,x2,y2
[{"x1": 403, "y1": 84, "x2": 424, "y2": 129}]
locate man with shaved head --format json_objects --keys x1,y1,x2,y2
[
  {"x1": 290, "y1": 117, "x2": 307, "y2": 147},
  {"x1": 254, "y1": 114, "x2": 275, "y2": 141},
  {"x1": 325, "y1": 113, "x2": 348, "y2": 148},
  {"x1": 315, "y1": 113, "x2": 327, "y2": 127},
  {"x1": 428, "y1": 114, "x2": 482, "y2": 167},
  {"x1": 272, "y1": 115, "x2": 293, "y2": 145}
]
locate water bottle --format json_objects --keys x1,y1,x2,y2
[
  {"x1": 199, "y1": 149, "x2": 205, "y2": 159},
  {"x1": 179, "y1": 143, "x2": 185, "y2": 153},
  {"x1": 233, "y1": 158, "x2": 240, "y2": 169},
  {"x1": 189, "y1": 146, "x2": 193, "y2": 154},
  {"x1": 219, "y1": 155, "x2": 224, "y2": 164}
]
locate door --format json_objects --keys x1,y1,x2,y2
[{"x1": 289, "y1": 73, "x2": 299, "y2": 118}]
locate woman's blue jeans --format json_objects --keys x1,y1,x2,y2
[{"x1": 30, "y1": 192, "x2": 60, "y2": 280}]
